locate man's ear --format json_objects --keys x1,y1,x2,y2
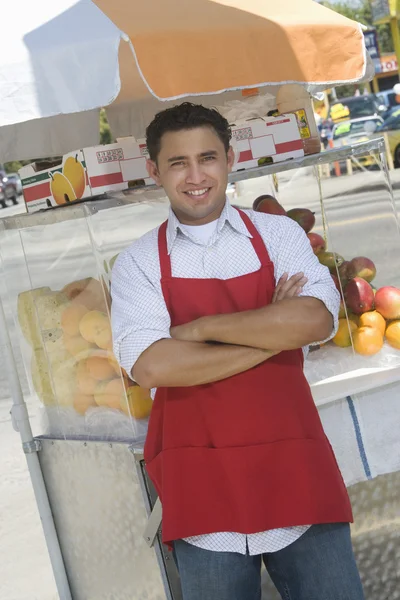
[
  {"x1": 146, "y1": 159, "x2": 161, "y2": 186},
  {"x1": 227, "y1": 146, "x2": 235, "y2": 173}
]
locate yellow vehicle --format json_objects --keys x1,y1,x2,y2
[{"x1": 375, "y1": 108, "x2": 400, "y2": 167}]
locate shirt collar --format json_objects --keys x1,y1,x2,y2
[{"x1": 166, "y1": 198, "x2": 252, "y2": 254}]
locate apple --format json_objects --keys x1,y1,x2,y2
[
  {"x1": 307, "y1": 232, "x2": 326, "y2": 255},
  {"x1": 344, "y1": 277, "x2": 375, "y2": 315},
  {"x1": 287, "y1": 208, "x2": 315, "y2": 233},
  {"x1": 374, "y1": 286, "x2": 400, "y2": 320},
  {"x1": 348, "y1": 256, "x2": 376, "y2": 283},
  {"x1": 253, "y1": 195, "x2": 287, "y2": 215}
]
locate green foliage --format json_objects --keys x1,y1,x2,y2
[
  {"x1": 2, "y1": 160, "x2": 31, "y2": 174},
  {"x1": 99, "y1": 108, "x2": 113, "y2": 145},
  {"x1": 322, "y1": 0, "x2": 393, "y2": 53}
]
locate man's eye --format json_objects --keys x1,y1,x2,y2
[
  {"x1": 202, "y1": 156, "x2": 215, "y2": 162},
  {"x1": 171, "y1": 161, "x2": 184, "y2": 167}
]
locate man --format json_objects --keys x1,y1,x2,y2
[{"x1": 111, "y1": 103, "x2": 364, "y2": 600}]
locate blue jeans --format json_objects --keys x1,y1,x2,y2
[{"x1": 173, "y1": 523, "x2": 365, "y2": 600}]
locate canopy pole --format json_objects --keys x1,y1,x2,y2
[{"x1": 0, "y1": 296, "x2": 72, "y2": 600}]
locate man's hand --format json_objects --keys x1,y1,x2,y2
[{"x1": 272, "y1": 272, "x2": 308, "y2": 303}]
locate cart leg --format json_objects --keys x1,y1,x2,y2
[{"x1": 0, "y1": 296, "x2": 73, "y2": 600}]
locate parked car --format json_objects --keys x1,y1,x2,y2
[
  {"x1": 0, "y1": 172, "x2": 19, "y2": 208},
  {"x1": 376, "y1": 90, "x2": 400, "y2": 113},
  {"x1": 330, "y1": 116, "x2": 384, "y2": 172},
  {"x1": 3, "y1": 172, "x2": 22, "y2": 195},
  {"x1": 329, "y1": 94, "x2": 387, "y2": 123},
  {"x1": 332, "y1": 116, "x2": 384, "y2": 144}
]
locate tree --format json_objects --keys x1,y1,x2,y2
[
  {"x1": 322, "y1": 1, "x2": 393, "y2": 53},
  {"x1": 100, "y1": 108, "x2": 113, "y2": 145}
]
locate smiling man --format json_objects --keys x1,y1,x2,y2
[{"x1": 111, "y1": 103, "x2": 364, "y2": 600}]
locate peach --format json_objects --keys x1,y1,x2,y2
[
  {"x1": 94, "y1": 378, "x2": 128, "y2": 410},
  {"x1": 62, "y1": 277, "x2": 105, "y2": 311},
  {"x1": 79, "y1": 310, "x2": 110, "y2": 344},
  {"x1": 86, "y1": 356, "x2": 115, "y2": 381},
  {"x1": 64, "y1": 334, "x2": 96, "y2": 357},
  {"x1": 73, "y1": 393, "x2": 97, "y2": 415},
  {"x1": 61, "y1": 302, "x2": 88, "y2": 336},
  {"x1": 76, "y1": 360, "x2": 98, "y2": 395}
]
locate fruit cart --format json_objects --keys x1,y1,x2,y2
[
  {"x1": 0, "y1": 137, "x2": 400, "y2": 600},
  {"x1": 0, "y1": 2, "x2": 399, "y2": 599}
]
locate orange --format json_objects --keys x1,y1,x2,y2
[
  {"x1": 353, "y1": 327, "x2": 383, "y2": 356},
  {"x1": 79, "y1": 310, "x2": 110, "y2": 343},
  {"x1": 332, "y1": 318, "x2": 357, "y2": 348},
  {"x1": 120, "y1": 385, "x2": 153, "y2": 419},
  {"x1": 73, "y1": 393, "x2": 96, "y2": 415},
  {"x1": 385, "y1": 320, "x2": 400, "y2": 350},
  {"x1": 359, "y1": 311, "x2": 386, "y2": 336},
  {"x1": 86, "y1": 355, "x2": 115, "y2": 381},
  {"x1": 61, "y1": 302, "x2": 88, "y2": 336}
]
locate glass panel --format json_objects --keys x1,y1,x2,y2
[
  {"x1": 230, "y1": 142, "x2": 400, "y2": 405},
  {"x1": 0, "y1": 224, "x2": 49, "y2": 439},
  {"x1": 0, "y1": 205, "x2": 143, "y2": 443},
  {"x1": 84, "y1": 189, "x2": 170, "y2": 444}
]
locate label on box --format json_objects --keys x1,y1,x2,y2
[{"x1": 294, "y1": 109, "x2": 311, "y2": 139}]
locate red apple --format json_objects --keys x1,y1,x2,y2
[
  {"x1": 307, "y1": 232, "x2": 326, "y2": 255},
  {"x1": 253, "y1": 195, "x2": 287, "y2": 215},
  {"x1": 287, "y1": 208, "x2": 316, "y2": 233},
  {"x1": 374, "y1": 286, "x2": 400, "y2": 320},
  {"x1": 348, "y1": 256, "x2": 376, "y2": 283},
  {"x1": 338, "y1": 260, "x2": 351, "y2": 286},
  {"x1": 344, "y1": 277, "x2": 375, "y2": 315}
]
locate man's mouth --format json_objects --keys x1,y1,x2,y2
[{"x1": 184, "y1": 188, "x2": 211, "y2": 199}]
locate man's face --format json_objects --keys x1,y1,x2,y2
[{"x1": 146, "y1": 126, "x2": 235, "y2": 225}]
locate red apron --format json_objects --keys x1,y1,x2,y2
[{"x1": 144, "y1": 208, "x2": 352, "y2": 545}]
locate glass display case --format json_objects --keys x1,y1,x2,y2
[{"x1": 1, "y1": 139, "x2": 400, "y2": 442}]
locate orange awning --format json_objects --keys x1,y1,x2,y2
[{"x1": 95, "y1": 0, "x2": 367, "y2": 100}]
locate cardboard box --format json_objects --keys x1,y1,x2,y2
[
  {"x1": 19, "y1": 138, "x2": 154, "y2": 213},
  {"x1": 231, "y1": 114, "x2": 304, "y2": 171}
]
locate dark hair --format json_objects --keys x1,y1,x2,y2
[{"x1": 146, "y1": 102, "x2": 232, "y2": 162}]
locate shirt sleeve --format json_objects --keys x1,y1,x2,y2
[
  {"x1": 269, "y1": 217, "x2": 340, "y2": 345},
  {"x1": 110, "y1": 251, "x2": 171, "y2": 379}
]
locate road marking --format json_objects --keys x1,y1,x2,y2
[{"x1": 314, "y1": 212, "x2": 396, "y2": 230}]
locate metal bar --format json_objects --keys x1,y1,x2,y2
[
  {"x1": 0, "y1": 296, "x2": 72, "y2": 600},
  {"x1": 0, "y1": 139, "x2": 387, "y2": 231},
  {"x1": 143, "y1": 497, "x2": 163, "y2": 548},
  {"x1": 227, "y1": 138, "x2": 386, "y2": 183}
]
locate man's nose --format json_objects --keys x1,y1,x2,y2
[{"x1": 186, "y1": 161, "x2": 206, "y2": 185}]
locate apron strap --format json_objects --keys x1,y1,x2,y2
[
  {"x1": 158, "y1": 221, "x2": 172, "y2": 279},
  {"x1": 158, "y1": 208, "x2": 273, "y2": 278},
  {"x1": 235, "y1": 208, "x2": 272, "y2": 267}
]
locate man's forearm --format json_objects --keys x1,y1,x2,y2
[
  {"x1": 178, "y1": 297, "x2": 333, "y2": 351},
  {"x1": 132, "y1": 339, "x2": 277, "y2": 389}
]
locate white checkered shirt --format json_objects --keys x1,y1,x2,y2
[{"x1": 111, "y1": 199, "x2": 340, "y2": 555}]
